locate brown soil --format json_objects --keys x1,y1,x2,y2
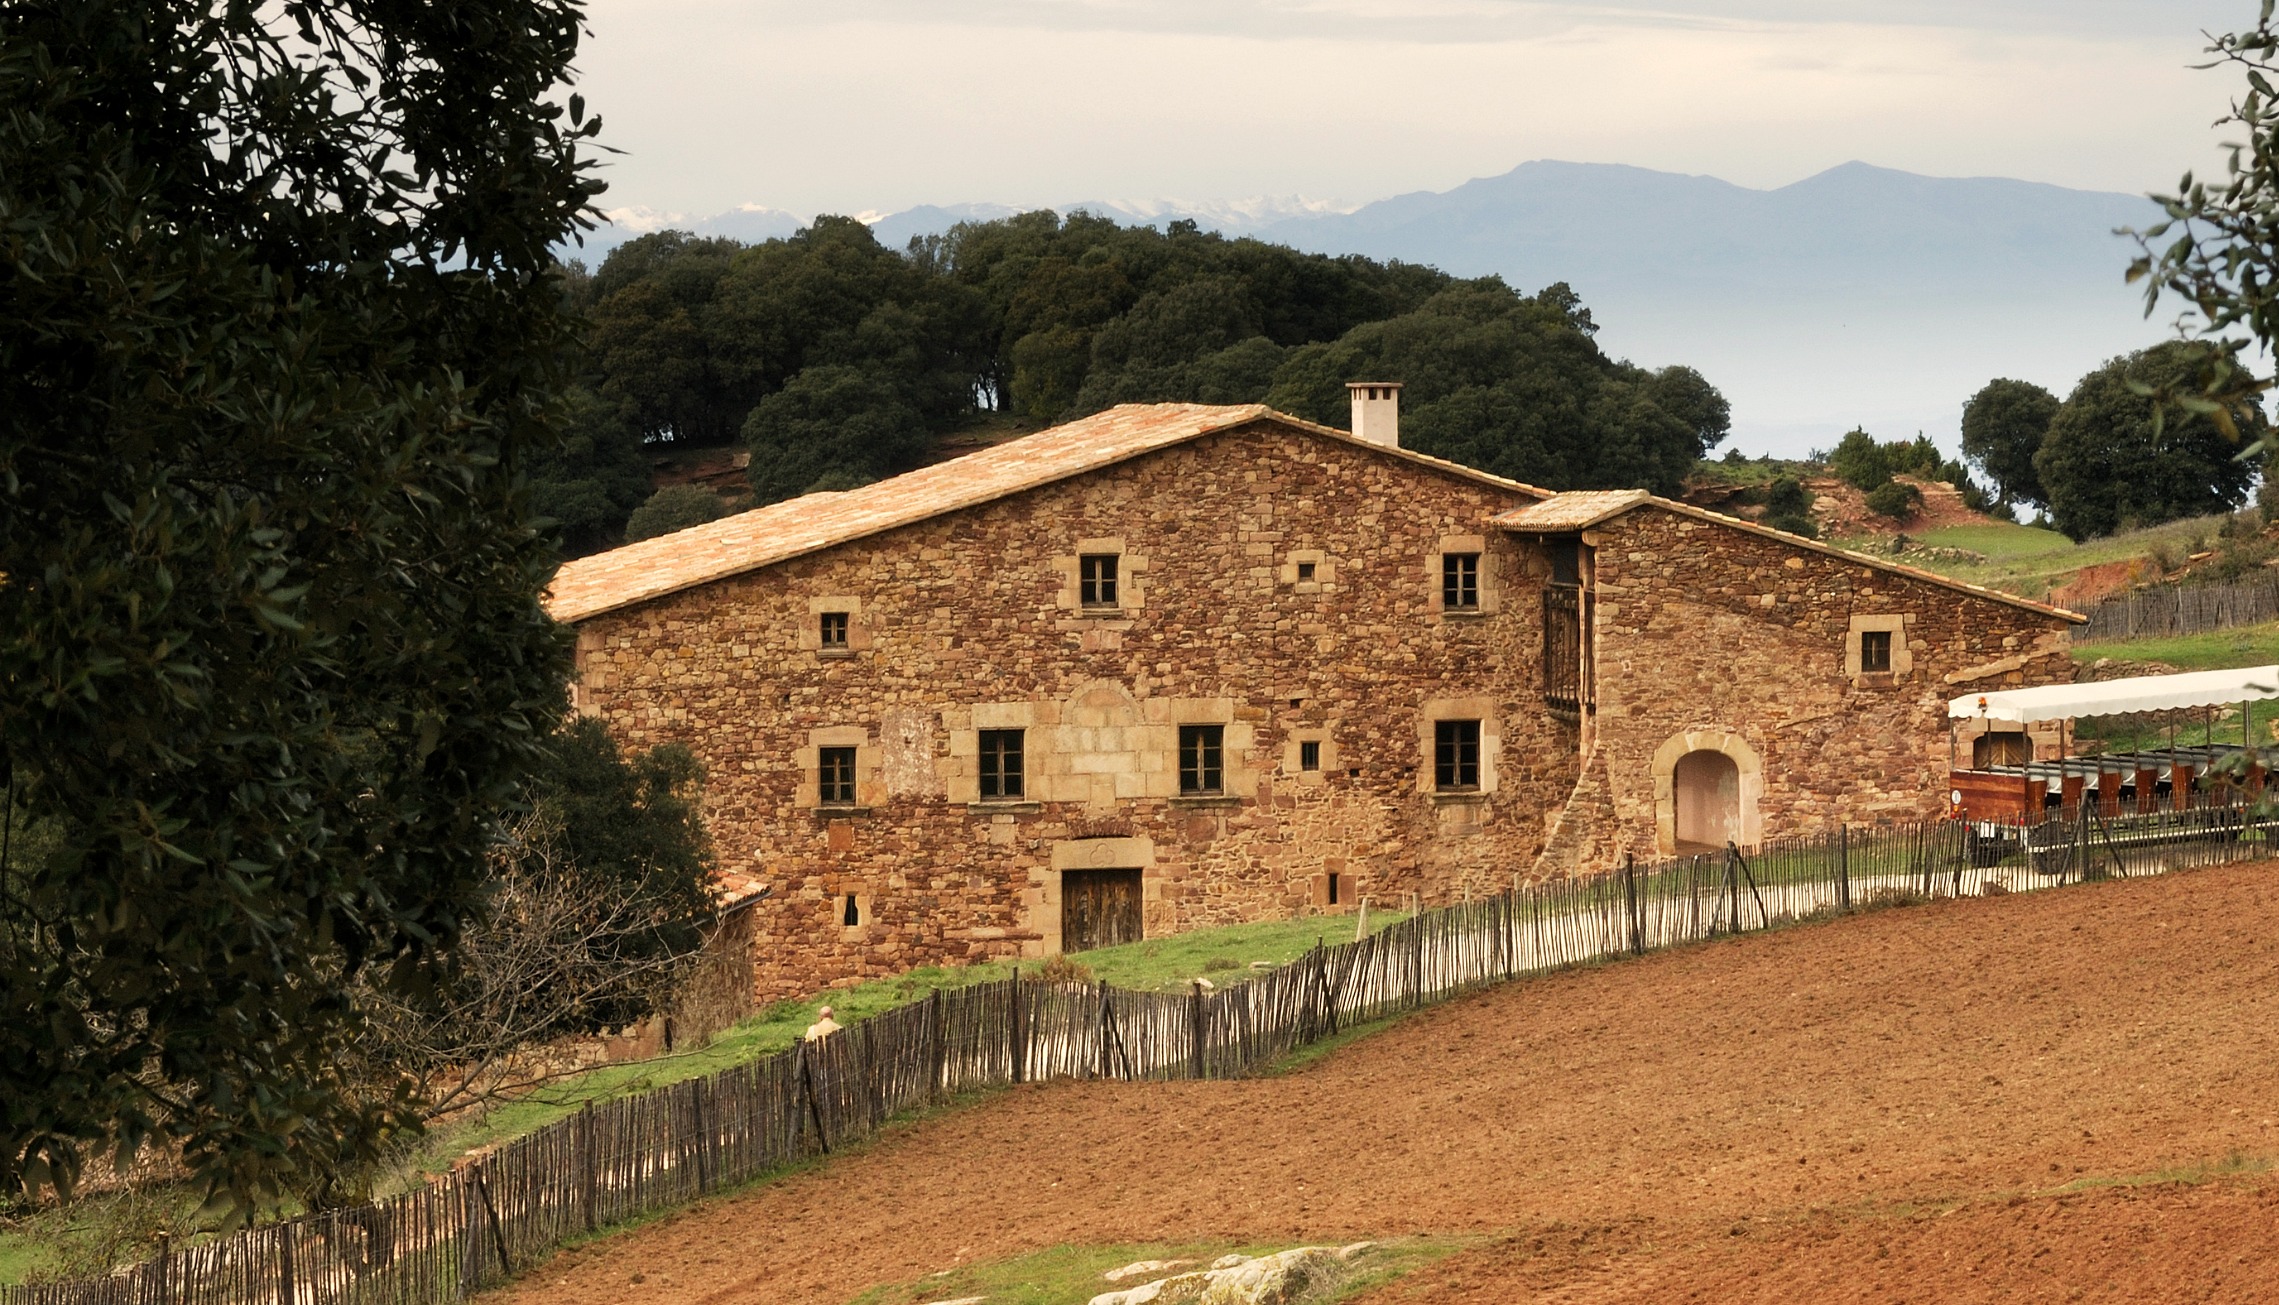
[
  {"x1": 1811, "y1": 474, "x2": 1991, "y2": 535},
  {"x1": 492, "y1": 862, "x2": 2279, "y2": 1305}
]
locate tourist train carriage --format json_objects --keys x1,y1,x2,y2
[{"x1": 1946, "y1": 665, "x2": 2279, "y2": 822}]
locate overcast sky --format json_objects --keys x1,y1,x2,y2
[{"x1": 577, "y1": 0, "x2": 2252, "y2": 219}]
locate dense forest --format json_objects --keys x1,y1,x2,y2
[{"x1": 536, "y1": 212, "x2": 1731, "y2": 555}]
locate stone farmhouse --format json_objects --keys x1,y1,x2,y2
[{"x1": 547, "y1": 388, "x2": 2082, "y2": 997}]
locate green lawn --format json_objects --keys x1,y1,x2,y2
[
  {"x1": 390, "y1": 907, "x2": 1407, "y2": 1186},
  {"x1": 2071, "y1": 621, "x2": 2279, "y2": 671},
  {"x1": 1879, "y1": 515, "x2": 2237, "y2": 602}
]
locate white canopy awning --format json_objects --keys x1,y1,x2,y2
[{"x1": 1950, "y1": 665, "x2": 2279, "y2": 724}]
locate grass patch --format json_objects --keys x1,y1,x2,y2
[
  {"x1": 1852, "y1": 515, "x2": 2238, "y2": 601},
  {"x1": 2072, "y1": 621, "x2": 2279, "y2": 672},
  {"x1": 393, "y1": 909, "x2": 1406, "y2": 1185},
  {"x1": 843, "y1": 1236, "x2": 1460, "y2": 1305}
]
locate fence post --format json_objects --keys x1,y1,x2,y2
[
  {"x1": 1409, "y1": 917, "x2": 1424, "y2": 1009},
  {"x1": 797, "y1": 1041, "x2": 830, "y2": 1154},
  {"x1": 581, "y1": 1100, "x2": 598, "y2": 1234},
  {"x1": 693, "y1": 1081, "x2": 712, "y2": 1193},
  {"x1": 1009, "y1": 971, "x2": 1025, "y2": 1086},
  {"x1": 278, "y1": 1222, "x2": 297, "y2": 1305},
  {"x1": 1189, "y1": 981, "x2": 1207, "y2": 1080},
  {"x1": 1836, "y1": 824, "x2": 1851, "y2": 913},
  {"x1": 1622, "y1": 853, "x2": 1642, "y2": 955},
  {"x1": 927, "y1": 986, "x2": 946, "y2": 1103},
  {"x1": 474, "y1": 1162, "x2": 512, "y2": 1279},
  {"x1": 1097, "y1": 980, "x2": 1111, "y2": 1080}
]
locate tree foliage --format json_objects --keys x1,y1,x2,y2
[
  {"x1": 357, "y1": 721, "x2": 715, "y2": 1144},
  {"x1": 2129, "y1": 7, "x2": 2279, "y2": 451},
  {"x1": 0, "y1": 1, "x2": 599, "y2": 1214},
  {"x1": 574, "y1": 210, "x2": 1732, "y2": 517},
  {"x1": 625, "y1": 484, "x2": 729, "y2": 542},
  {"x1": 1959, "y1": 378, "x2": 2060, "y2": 507},
  {"x1": 2035, "y1": 344, "x2": 2259, "y2": 540}
]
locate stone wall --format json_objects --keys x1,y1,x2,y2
[
  {"x1": 1582, "y1": 505, "x2": 2074, "y2": 862},
  {"x1": 572, "y1": 422, "x2": 1579, "y2": 999}
]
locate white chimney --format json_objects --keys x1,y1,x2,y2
[{"x1": 1347, "y1": 381, "x2": 1401, "y2": 448}]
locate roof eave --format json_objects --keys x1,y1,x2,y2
[{"x1": 551, "y1": 408, "x2": 1553, "y2": 624}]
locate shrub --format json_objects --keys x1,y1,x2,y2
[
  {"x1": 1036, "y1": 953, "x2": 1094, "y2": 985},
  {"x1": 625, "y1": 484, "x2": 727, "y2": 541},
  {"x1": 1764, "y1": 475, "x2": 1812, "y2": 519},
  {"x1": 1864, "y1": 479, "x2": 1923, "y2": 519},
  {"x1": 1830, "y1": 428, "x2": 1892, "y2": 490},
  {"x1": 1765, "y1": 513, "x2": 1818, "y2": 539}
]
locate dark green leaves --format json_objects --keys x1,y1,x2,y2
[{"x1": 1, "y1": 0, "x2": 596, "y2": 1218}]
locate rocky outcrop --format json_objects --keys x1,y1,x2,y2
[{"x1": 1089, "y1": 1244, "x2": 1374, "y2": 1305}]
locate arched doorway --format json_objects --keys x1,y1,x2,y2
[
  {"x1": 1673, "y1": 749, "x2": 1742, "y2": 852},
  {"x1": 1651, "y1": 729, "x2": 1763, "y2": 855}
]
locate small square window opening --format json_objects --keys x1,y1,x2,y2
[
  {"x1": 1179, "y1": 724, "x2": 1224, "y2": 795},
  {"x1": 1434, "y1": 719, "x2": 1482, "y2": 791},
  {"x1": 1080, "y1": 553, "x2": 1120, "y2": 608},
  {"x1": 1299, "y1": 740, "x2": 1322, "y2": 772},
  {"x1": 818, "y1": 745, "x2": 858, "y2": 805},
  {"x1": 978, "y1": 728, "x2": 1025, "y2": 800},
  {"x1": 1860, "y1": 629, "x2": 1893, "y2": 675},
  {"x1": 819, "y1": 611, "x2": 850, "y2": 649},
  {"x1": 1296, "y1": 561, "x2": 1317, "y2": 582},
  {"x1": 1442, "y1": 552, "x2": 1481, "y2": 610}
]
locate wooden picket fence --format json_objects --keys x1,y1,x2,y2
[
  {"x1": 7, "y1": 801, "x2": 2274, "y2": 1305},
  {"x1": 2078, "y1": 575, "x2": 2279, "y2": 643}
]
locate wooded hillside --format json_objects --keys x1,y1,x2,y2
[{"x1": 539, "y1": 213, "x2": 1730, "y2": 555}]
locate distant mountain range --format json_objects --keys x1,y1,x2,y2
[{"x1": 571, "y1": 162, "x2": 2178, "y2": 458}]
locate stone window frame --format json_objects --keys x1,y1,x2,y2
[
  {"x1": 837, "y1": 890, "x2": 872, "y2": 934},
  {"x1": 1433, "y1": 719, "x2": 1483, "y2": 792},
  {"x1": 798, "y1": 595, "x2": 872, "y2": 656},
  {"x1": 1845, "y1": 613, "x2": 1914, "y2": 686},
  {"x1": 1428, "y1": 534, "x2": 1500, "y2": 617},
  {"x1": 1311, "y1": 865, "x2": 1358, "y2": 913},
  {"x1": 1163, "y1": 698, "x2": 1252, "y2": 807},
  {"x1": 1416, "y1": 698, "x2": 1500, "y2": 798},
  {"x1": 1053, "y1": 537, "x2": 1148, "y2": 617},
  {"x1": 946, "y1": 702, "x2": 1045, "y2": 807},
  {"x1": 976, "y1": 727, "x2": 1026, "y2": 801},
  {"x1": 794, "y1": 725, "x2": 878, "y2": 812},
  {"x1": 1177, "y1": 723, "x2": 1226, "y2": 795},
  {"x1": 1282, "y1": 725, "x2": 1340, "y2": 787},
  {"x1": 1279, "y1": 548, "x2": 1335, "y2": 593}
]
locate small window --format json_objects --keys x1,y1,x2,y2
[
  {"x1": 1434, "y1": 719, "x2": 1481, "y2": 791},
  {"x1": 1326, "y1": 872, "x2": 1342, "y2": 906},
  {"x1": 1080, "y1": 553, "x2": 1120, "y2": 608},
  {"x1": 1860, "y1": 629, "x2": 1893, "y2": 675},
  {"x1": 1296, "y1": 561, "x2": 1317, "y2": 582},
  {"x1": 1299, "y1": 740, "x2": 1322, "y2": 772},
  {"x1": 818, "y1": 746, "x2": 857, "y2": 805},
  {"x1": 978, "y1": 728, "x2": 1025, "y2": 800},
  {"x1": 819, "y1": 611, "x2": 850, "y2": 649},
  {"x1": 1179, "y1": 724, "x2": 1224, "y2": 795},
  {"x1": 1441, "y1": 553, "x2": 1480, "y2": 610},
  {"x1": 841, "y1": 893, "x2": 862, "y2": 927}
]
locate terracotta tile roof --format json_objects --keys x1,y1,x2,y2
[
  {"x1": 1492, "y1": 489, "x2": 1651, "y2": 532},
  {"x1": 1492, "y1": 492, "x2": 2084, "y2": 624},
  {"x1": 547, "y1": 403, "x2": 1544, "y2": 623}
]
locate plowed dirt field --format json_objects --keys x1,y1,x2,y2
[{"x1": 494, "y1": 860, "x2": 2279, "y2": 1304}]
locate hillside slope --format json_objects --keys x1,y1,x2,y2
[{"x1": 495, "y1": 861, "x2": 2279, "y2": 1304}]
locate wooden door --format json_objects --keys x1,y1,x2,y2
[{"x1": 1061, "y1": 869, "x2": 1143, "y2": 953}]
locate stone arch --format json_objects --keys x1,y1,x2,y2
[{"x1": 1651, "y1": 729, "x2": 1764, "y2": 854}]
